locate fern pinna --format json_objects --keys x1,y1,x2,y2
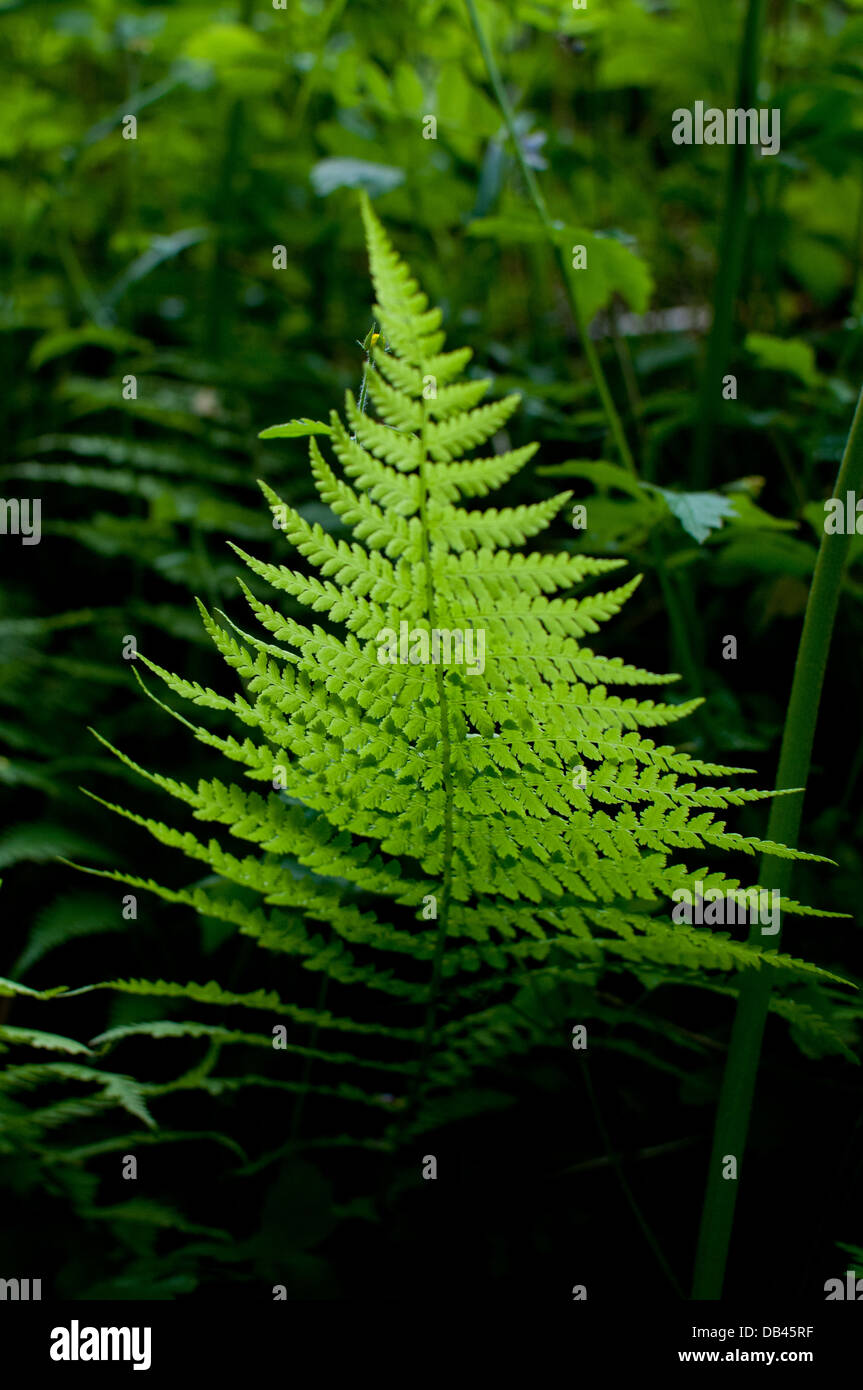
[{"x1": 68, "y1": 196, "x2": 850, "y2": 1143}]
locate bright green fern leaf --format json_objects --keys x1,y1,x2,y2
[{"x1": 72, "y1": 196, "x2": 852, "y2": 1134}]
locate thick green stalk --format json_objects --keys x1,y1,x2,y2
[
  {"x1": 692, "y1": 381, "x2": 863, "y2": 1298},
  {"x1": 463, "y1": 0, "x2": 635, "y2": 476},
  {"x1": 692, "y1": 0, "x2": 766, "y2": 488}
]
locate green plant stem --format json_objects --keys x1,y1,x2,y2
[
  {"x1": 407, "y1": 401, "x2": 455, "y2": 1115},
  {"x1": 692, "y1": 0, "x2": 766, "y2": 488},
  {"x1": 611, "y1": 308, "x2": 645, "y2": 453},
  {"x1": 463, "y1": 0, "x2": 635, "y2": 476},
  {"x1": 356, "y1": 327, "x2": 376, "y2": 420},
  {"x1": 648, "y1": 534, "x2": 709, "y2": 710},
  {"x1": 692, "y1": 381, "x2": 863, "y2": 1299},
  {"x1": 464, "y1": 0, "x2": 716, "y2": 732}
]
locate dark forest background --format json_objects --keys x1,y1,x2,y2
[{"x1": 1, "y1": 0, "x2": 862, "y2": 1301}]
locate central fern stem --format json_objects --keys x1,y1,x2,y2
[{"x1": 411, "y1": 398, "x2": 456, "y2": 1106}]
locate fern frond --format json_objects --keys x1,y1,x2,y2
[{"x1": 76, "y1": 196, "x2": 854, "y2": 1140}]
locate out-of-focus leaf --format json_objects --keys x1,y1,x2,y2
[
  {"x1": 467, "y1": 217, "x2": 653, "y2": 321},
  {"x1": 182, "y1": 24, "x2": 281, "y2": 95},
  {"x1": 310, "y1": 158, "x2": 404, "y2": 197},
  {"x1": 536, "y1": 458, "x2": 646, "y2": 498},
  {"x1": 723, "y1": 493, "x2": 798, "y2": 532},
  {"x1": 744, "y1": 332, "x2": 821, "y2": 387},
  {"x1": 29, "y1": 326, "x2": 150, "y2": 370},
  {"x1": 0, "y1": 824, "x2": 106, "y2": 870},
  {"x1": 646, "y1": 485, "x2": 736, "y2": 544},
  {"x1": 12, "y1": 893, "x2": 125, "y2": 980},
  {"x1": 715, "y1": 534, "x2": 817, "y2": 579},
  {"x1": 106, "y1": 229, "x2": 210, "y2": 309}
]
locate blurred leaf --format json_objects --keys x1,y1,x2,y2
[
  {"x1": 182, "y1": 24, "x2": 281, "y2": 95},
  {"x1": 723, "y1": 493, "x2": 798, "y2": 532},
  {"x1": 744, "y1": 332, "x2": 821, "y2": 387},
  {"x1": 537, "y1": 458, "x2": 645, "y2": 498},
  {"x1": 258, "y1": 1159, "x2": 335, "y2": 1254},
  {"x1": 105, "y1": 230, "x2": 210, "y2": 310},
  {"x1": 468, "y1": 217, "x2": 653, "y2": 321},
  {"x1": 0, "y1": 823, "x2": 106, "y2": 870},
  {"x1": 12, "y1": 892, "x2": 125, "y2": 979},
  {"x1": 645, "y1": 485, "x2": 737, "y2": 544},
  {"x1": 715, "y1": 533, "x2": 817, "y2": 579},
  {"x1": 311, "y1": 158, "x2": 405, "y2": 197},
  {"x1": 29, "y1": 326, "x2": 150, "y2": 370}
]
